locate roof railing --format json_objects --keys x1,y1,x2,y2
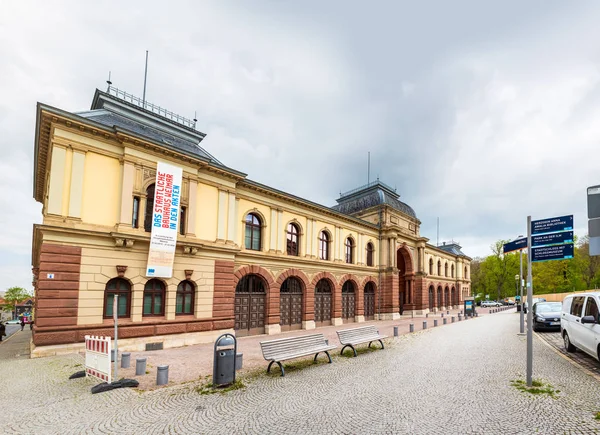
[
  {"x1": 339, "y1": 180, "x2": 397, "y2": 198},
  {"x1": 107, "y1": 86, "x2": 196, "y2": 129}
]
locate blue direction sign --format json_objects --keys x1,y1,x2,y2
[
  {"x1": 532, "y1": 231, "x2": 573, "y2": 248},
  {"x1": 503, "y1": 237, "x2": 527, "y2": 254},
  {"x1": 531, "y1": 215, "x2": 573, "y2": 235},
  {"x1": 531, "y1": 243, "x2": 574, "y2": 262}
]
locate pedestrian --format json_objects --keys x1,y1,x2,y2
[
  {"x1": 20, "y1": 317, "x2": 25, "y2": 331},
  {"x1": 0, "y1": 322, "x2": 5, "y2": 342}
]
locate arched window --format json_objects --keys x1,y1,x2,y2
[
  {"x1": 319, "y1": 231, "x2": 330, "y2": 260},
  {"x1": 445, "y1": 262, "x2": 448, "y2": 277},
  {"x1": 104, "y1": 278, "x2": 131, "y2": 318},
  {"x1": 429, "y1": 258, "x2": 433, "y2": 275},
  {"x1": 345, "y1": 238, "x2": 354, "y2": 264},
  {"x1": 143, "y1": 279, "x2": 165, "y2": 316},
  {"x1": 437, "y1": 260, "x2": 441, "y2": 276},
  {"x1": 245, "y1": 213, "x2": 262, "y2": 251},
  {"x1": 464, "y1": 266, "x2": 468, "y2": 279},
  {"x1": 366, "y1": 242, "x2": 374, "y2": 267},
  {"x1": 176, "y1": 280, "x2": 195, "y2": 315},
  {"x1": 286, "y1": 223, "x2": 299, "y2": 256},
  {"x1": 144, "y1": 183, "x2": 155, "y2": 232},
  {"x1": 451, "y1": 264, "x2": 455, "y2": 278}
]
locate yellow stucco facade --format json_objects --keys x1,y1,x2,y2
[{"x1": 30, "y1": 87, "x2": 470, "y2": 357}]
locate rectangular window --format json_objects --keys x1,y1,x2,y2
[
  {"x1": 571, "y1": 296, "x2": 585, "y2": 317},
  {"x1": 585, "y1": 297, "x2": 599, "y2": 319},
  {"x1": 180, "y1": 206, "x2": 187, "y2": 236},
  {"x1": 132, "y1": 196, "x2": 140, "y2": 228}
]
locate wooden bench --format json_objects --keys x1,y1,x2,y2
[
  {"x1": 259, "y1": 333, "x2": 337, "y2": 376},
  {"x1": 337, "y1": 325, "x2": 387, "y2": 357}
]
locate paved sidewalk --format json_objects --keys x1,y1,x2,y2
[
  {"x1": 115, "y1": 307, "x2": 485, "y2": 390},
  {"x1": 0, "y1": 330, "x2": 31, "y2": 360},
  {"x1": 3, "y1": 310, "x2": 600, "y2": 434}
]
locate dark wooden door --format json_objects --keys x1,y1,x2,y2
[
  {"x1": 234, "y1": 275, "x2": 266, "y2": 337},
  {"x1": 342, "y1": 293, "x2": 355, "y2": 322},
  {"x1": 364, "y1": 291, "x2": 375, "y2": 320},
  {"x1": 315, "y1": 292, "x2": 332, "y2": 326},
  {"x1": 280, "y1": 278, "x2": 303, "y2": 332}
]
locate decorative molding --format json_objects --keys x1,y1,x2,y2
[
  {"x1": 114, "y1": 237, "x2": 135, "y2": 248},
  {"x1": 182, "y1": 245, "x2": 198, "y2": 255},
  {"x1": 185, "y1": 269, "x2": 193, "y2": 280},
  {"x1": 116, "y1": 265, "x2": 128, "y2": 277}
]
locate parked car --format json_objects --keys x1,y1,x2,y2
[
  {"x1": 505, "y1": 299, "x2": 516, "y2": 306},
  {"x1": 523, "y1": 297, "x2": 547, "y2": 314},
  {"x1": 481, "y1": 301, "x2": 502, "y2": 308},
  {"x1": 561, "y1": 292, "x2": 600, "y2": 360},
  {"x1": 532, "y1": 302, "x2": 562, "y2": 331},
  {"x1": 4, "y1": 319, "x2": 20, "y2": 325}
]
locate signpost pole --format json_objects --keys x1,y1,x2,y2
[
  {"x1": 113, "y1": 294, "x2": 118, "y2": 382},
  {"x1": 519, "y1": 249, "x2": 524, "y2": 334},
  {"x1": 526, "y1": 216, "x2": 533, "y2": 387}
]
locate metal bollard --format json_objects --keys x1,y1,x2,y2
[
  {"x1": 111, "y1": 349, "x2": 117, "y2": 363},
  {"x1": 451, "y1": 316, "x2": 455, "y2": 323},
  {"x1": 156, "y1": 365, "x2": 169, "y2": 386},
  {"x1": 135, "y1": 357, "x2": 147, "y2": 376},
  {"x1": 434, "y1": 319, "x2": 438, "y2": 327},
  {"x1": 475, "y1": 312, "x2": 479, "y2": 317},
  {"x1": 423, "y1": 321, "x2": 427, "y2": 329},
  {"x1": 443, "y1": 318, "x2": 447, "y2": 325},
  {"x1": 121, "y1": 352, "x2": 131, "y2": 369},
  {"x1": 409, "y1": 323, "x2": 414, "y2": 333},
  {"x1": 426, "y1": 313, "x2": 429, "y2": 318},
  {"x1": 458, "y1": 314, "x2": 462, "y2": 321},
  {"x1": 393, "y1": 326, "x2": 399, "y2": 337}
]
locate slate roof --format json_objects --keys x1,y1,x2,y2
[
  {"x1": 74, "y1": 89, "x2": 227, "y2": 167},
  {"x1": 437, "y1": 242, "x2": 467, "y2": 256},
  {"x1": 332, "y1": 180, "x2": 417, "y2": 219},
  {"x1": 78, "y1": 109, "x2": 223, "y2": 165}
]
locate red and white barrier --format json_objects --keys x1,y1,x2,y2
[{"x1": 84, "y1": 335, "x2": 111, "y2": 383}]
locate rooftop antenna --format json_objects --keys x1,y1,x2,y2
[
  {"x1": 142, "y1": 50, "x2": 149, "y2": 108},
  {"x1": 193, "y1": 111, "x2": 197, "y2": 130},
  {"x1": 368, "y1": 151, "x2": 370, "y2": 185},
  {"x1": 106, "y1": 71, "x2": 112, "y2": 91}
]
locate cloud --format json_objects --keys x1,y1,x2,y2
[{"x1": 1, "y1": 0, "x2": 600, "y2": 293}]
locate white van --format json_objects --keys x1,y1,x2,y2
[{"x1": 561, "y1": 292, "x2": 600, "y2": 360}]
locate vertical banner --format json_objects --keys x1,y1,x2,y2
[{"x1": 146, "y1": 161, "x2": 183, "y2": 278}]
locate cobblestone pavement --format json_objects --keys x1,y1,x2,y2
[
  {"x1": 535, "y1": 330, "x2": 600, "y2": 379},
  {"x1": 4, "y1": 312, "x2": 600, "y2": 434}
]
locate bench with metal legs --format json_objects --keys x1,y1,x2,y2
[
  {"x1": 337, "y1": 325, "x2": 387, "y2": 357},
  {"x1": 260, "y1": 334, "x2": 336, "y2": 377}
]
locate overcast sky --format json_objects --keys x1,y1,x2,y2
[{"x1": 1, "y1": 1, "x2": 600, "y2": 291}]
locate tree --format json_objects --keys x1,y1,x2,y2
[{"x1": 4, "y1": 286, "x2": 32, "y2": 312}]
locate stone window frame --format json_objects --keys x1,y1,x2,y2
[
  {"x1": 286, "y1": 222, "x2": 301, "y2": 256},
  {"x1": 143, "y1": 278, "x2": 166, "y2": 317},
  {"x1": 318, "y1": 229, "x2": 332, "y2": 261},
  {"x1": 103, "y1": 278, "x2": 132, "y2": 319},
  {"x1": 176, "y1": 280, "x2": 195, "y2": 315},
  {"x1": 366, "y1": 242, "x2": 375, "y2": 267},
  {"x1": 244, "y1": 213, "x2": 263, "y2": 251},
  {"x1": 345, "y1": 236, "x2": 355, "y2": 264}
]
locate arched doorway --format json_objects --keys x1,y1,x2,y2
[
  {"x1": 437, "y1": 286, "x2": 442, "y2": 310},
  {"x1": 397, "y1": 247, "x2": 414, "y2": 314},
  {"x1": 342, "y1": 281, "x2": 356, "y2": 323},
  {"x1": 428, "y1": 286, "x2": 434, "y2": 311},
  {"x1": 280, "y1": 277, "x2": 303, "y2": 332},
  {"x1": 234, "y1": 274, "x2": 266, "y2": 337},
  {"x1": 364, "y1": 282, "x2": 375, "y2": 320},
  {"x1": 444, "y1": 287, "x2": 450, "y2": 309},
  {"x1": 314, "y1": 279, "x2": 332, "y2": 327}
]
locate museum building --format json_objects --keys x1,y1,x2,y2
[{"x1": 31, "y1": 87, "x2": 471, "y2": 357}]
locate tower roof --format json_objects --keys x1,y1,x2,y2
[{"x1": 331, "y1": 180, "x2": 417, "y2": 219}]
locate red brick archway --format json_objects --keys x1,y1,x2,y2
[
  {"x1": 276, "y1": 268, "x2": 311, "y2": 322},
  {"x1": 234, "y1": 265, "x2": 277, "y2": 326},
  {"x1": 310, "y1": 272, "x2": 339, "y2": 319},
  {"x1": 339, "y1": 274, "x2": 360, "y2": 319}
]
